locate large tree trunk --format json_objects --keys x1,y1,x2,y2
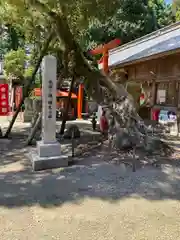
[
  {"x1": 59, "y1": 75, "x2": 75, "y2": 135},
  {"x1": 47, "y1": 10, "x2": 143, "y2": 135},
  {"x1": 29, "y1": 1, "x2": 173, "y2": 154}
]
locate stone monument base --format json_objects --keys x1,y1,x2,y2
[
  {"x1": 28, "y1": 141, "x2": 69, "y2": 171},
  {"x1": 23, "y1": 111, "x2": 34, "y2": 123}
]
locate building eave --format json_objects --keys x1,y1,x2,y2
[
  {"x1": 111, "y1": 48, "x2": 180, "y2": 69},
  {"x1": 99, "y1": 21, "x2": 180, "y2": 70}
]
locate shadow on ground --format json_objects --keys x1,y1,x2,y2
[
  {"x1": 0, "y1": 123, "x2": 101, "y2": 167},
  {"x1": 0, "y1": 126, "x2": 30, "y2": 166},
  {"x1": 1, "y1": 123, "x2": 180, "y2": 208},
  {"x1": 1, "y1": 145, "x2": 180, "y2": 208}
]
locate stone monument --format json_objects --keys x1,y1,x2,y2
[
  {"x1": 23, "y1": 98, "x2": 34, "y2": 122},
  {"x1": 28, "y1": 55, "x2": 68, "y2": 171}
]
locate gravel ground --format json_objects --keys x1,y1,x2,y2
[
  {"x1": 1, "y1": 145, "x2": 180, "y2": 239},
  {"x1": 1, "y1": 121, "x2": 180, "y2": 239}
]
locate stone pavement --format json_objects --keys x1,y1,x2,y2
[{"x1": 0, "y1": 119, "x2": 180, "y2": 239}]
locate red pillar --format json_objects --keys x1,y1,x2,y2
[
  {"x1": 77, "y1": 83, "x2": 84, "y2": 119},
  {"x1": 102, "y1": 49, "x2": 109, "y2": 74}
]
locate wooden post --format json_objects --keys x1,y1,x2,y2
[
  {"x1": 173, "y1": 81, "x2": 178, "y2": 106},
  {"x1": 77, "y1": 83, "x2": 84, "y2": 119},
  {"x1": 151, "y1": 81, "x2": 157, "y2": 106},
  {"x1": 90, "y1": 38, "x2": 121, "y2": 74},
  {"x1": 26, "y1": 112, "x2": 42, "y2": 145},
  {"x1": 151, "y1": 80, "x2": 157, "y2": 120},
  {"x1": 102, "y1": 49, "x2": 109, "y2": 74},
  {"x1": 59, "y1": 75, "x2": 75, "y2": 134},
  {"x1": 71, "y1": 128, "x2": 75, "y2": 157},
  {"x1": 132, "y1": 147, "x2": 136, "y2": 172}
]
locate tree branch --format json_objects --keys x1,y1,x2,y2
[{"x1": 4, "y1": 30, "x2": 55, "y2": 137}]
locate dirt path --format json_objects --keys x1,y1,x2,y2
[
  {"x1": 0, "y1": 121, "x2": 180, "y2": 239},
  {"x1": 1, "y1": 150, "x2": 180, "y2": 240}
]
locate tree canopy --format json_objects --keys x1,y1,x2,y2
[
  {"x1": 0, "y1": 0, "x2": 175, "y2": 56},
  {"x1": 3, "y1": 48, "x2": 37, "y2": 85},
  {"x1": 2, "y1": 0, "x2": 176, "y2": 153},
  {"x1": 173, "y1": 0, "x2": 180, "y2": 20},
  {"x1": 4, "y1": 48, "x2": 26, "y2": 79},
  {"x1": 80, "y1": 0, "x2": 175, "y2": 50},
  {"x1": 0, "y1": 0, "x2": 176, "y2": 88}
]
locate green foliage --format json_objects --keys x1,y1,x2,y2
[
  {"x1": 0, "y1": 2, "x2": 26, "y2": 57},
  {"x1": 172, "y1": 0, "x2": 180, "y2": 20},
  {"x1": 24, "y1": 65, "x2": 41, "y2": 87},
  {"x1": 0, "y1": 25, "x2": 24, "y2": 58},
  {"x1": 0, "y1": 37, "x2": 9, "y2": 57},
  {"x1": 34, "y1": 77, "x2": 41, "y2": 88},
  {"x1": 173, "y1": 0, "x2": 180, "y2": 7},
  {"x1": 3, "y1": 0, "x2": 122, "y2": 40},
  {"x1": 4, "y1": 48, "x2": 41, "y2": 85},
  {"x1": 176, "y1": 9, "x2": 180, "y2": 20},
  {"x1": 80, "y1": 0, "x2": 175, "y2": 50},
  {"x1": 0, "y1": 0, "x2": 176, "y2": 84},
  {"x1": 1, "y1": 0, "x2": 175, "y2": 52},
  {"x1": 24, "y1": 66, "x2": 34, "y2": 78},
  {"x1": 4, "y1": 48, "x2": 26, "y2": 81},
  {"x1": 0, "y1": 0, "x2": 50, "y2": 58}
]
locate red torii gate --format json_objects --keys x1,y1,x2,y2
[
  {"x1": 77, "y1": 38, "x2": 121, "y2": 119},
  {"x1": 90, "y1": 38, "x2": 121, "y2": 74}
]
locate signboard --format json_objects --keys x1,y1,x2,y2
[
  {"x1": 0, "y1": 84, "x2": 9, "y2": 116},
  {"x1": 15, "y1": 86, "x2": 23, "y2": 109},
  {"x1": 140, "y1": 93, "x2": 145, "y2": 106},
  {"x1": 157, "y1": 90, "x2": 166, "y2": 104}
]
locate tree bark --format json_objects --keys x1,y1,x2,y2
[
  {"x1": 52, "y1": 13, "x2": 143, "y2": 136},
  {"x1": 59, "y1": 75, "x2": 75, "y2": 135},
  {"x1": 4, "y1": 31, "x2": 54, "y2": 138},
  {"x1": 26, "y1": 112, "x2": 42, "y2": 145},
  {"x1": 31, "y1": 2, "x2": 146, "y2": 135}
]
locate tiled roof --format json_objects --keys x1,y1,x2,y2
[{"x1": 101, "y1": 22, "x2": 180, "y2": 68}]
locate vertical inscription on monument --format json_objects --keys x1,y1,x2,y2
[{"x1": 48, "y1": 80, "x2": 53, "y2": 119}]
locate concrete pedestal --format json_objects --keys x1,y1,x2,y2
[
  {"x1": 23, "y1": 110, "x2": 34, "y2": 122},
  {"x1": 29, "y1": 141, "x2": 68, "y2": 171}
]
